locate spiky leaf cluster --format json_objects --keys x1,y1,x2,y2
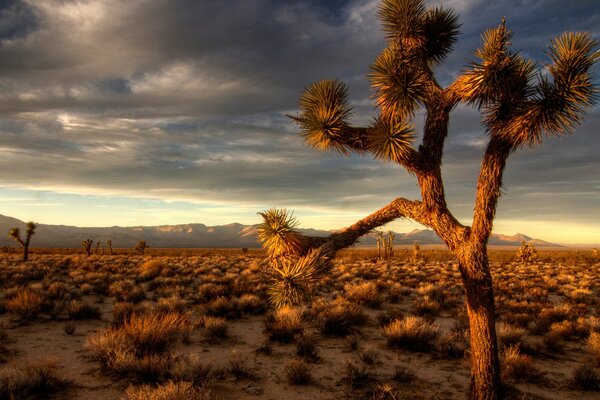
[
  {"x1": 504, "y1": 32, "x2": 599, "y2": 146},
  {"x1": 25, "y1": 222, "x2": 36, "y2": 236},
  {"x1": 8, "y1": 228, "x2": 20, "y2": 241},
  {"x1": 258, "y1": 208, "x2": 304, "y2": 258},
  {"x1": 295, "y1": 80, "x2": 352, "y2": 154},
  {"x1": 367, "y1": 117, "x2": 415, "y2": 163},
  {"x1": 267, "y1": 249, "x2": 325, "y2": 307},
  {"x1": 459, "y1": 22, "x2": 536, "y2": 109}
]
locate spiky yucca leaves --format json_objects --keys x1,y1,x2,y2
[
  {"x1": 505, "y1": 32, "x2": 599, "y2": 146},
  {"x1": 367, "y1": 117, "x2": 415, "y2": 163},
  {"x1": 258, "y1": 208, "x2": 304, "y2": 258},
  {"x1": 459, "y1": 21, "x2": 536, "y2": 108},
  {"x1": 268, "y1": 248, "x2": 325, "y2": 307},
  {"x1": 378, "y1": 0, "x2": 459, "y2": 63},
  {"x1": 369, "y1": 46, "x2": 429, "y2": 120},
  {"x1": 294, "y1": 79, "x2": 353, "y2": 154},
  {"x1": 9, "y1": 228, "x2": 22, "y2": 245}
]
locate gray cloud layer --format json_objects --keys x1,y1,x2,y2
[{"x1": 0, "y1": 0, "x2": 598, "y2": 231}]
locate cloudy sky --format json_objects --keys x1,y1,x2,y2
[{"x1": 0, "y1": 0, "x2": 598, "y2": 244}]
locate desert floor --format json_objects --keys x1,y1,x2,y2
[{"x1": 0, "y1": 248, "x2": 599, "y2": 399}]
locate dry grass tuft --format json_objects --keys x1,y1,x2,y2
[
  {"x1": 382, "y1": 316, "x2": 440, "y2": 351},
  {"x1": 122, "y1": 381, "x2": 211, "y2": 400}
]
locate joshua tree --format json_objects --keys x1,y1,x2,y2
[
  {"x1": 134, "y1": 240, "x2": 147, "y2": 255},
  {"x1": 258, "y1": 1, "x2": 598, "y2": 398},
  {"x1": 386, "y1": 231, "x2": 395, "y2": 259},
  {"x1": 95, "y1": 241, "x2": 101, "y2": 255},
  {"x1": 107, "y1": 240, "x2": 113, "y2": 255},
  {"x1": 412, "y1": 241, "x2": 420, "y2": 264},
  {"x1": 82, "y1": 239, "x2": 93, "y2": 257},
  {"x1": 8, "y1": 222, "x2": 36, "y2": 261},
  {"x1": 517, "y1": 241, "x2": 537, "y2": 265}
]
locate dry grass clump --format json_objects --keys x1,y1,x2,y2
[
  {"x1": 227, "y1": 349, "x2": 254, "y2": 380},
  {"x1": 382, "y1": 316, "x2": 440, "y2": 351},
  {"x1": 86, "y1": 312, "x2": 188, "y2": 381},
  {"x1": 0, "y1": 358, "x2": 68, "y2": 399},
  {"x1": 139, "y1": 260, "x2": 164, "y2": 281},
  {"x1": 66, "y1": 300, "x2": 102, "y2": 320},
  {"x1": 201, "y1": 316, "x2": 228, "y2": 341},
  {"x1": 344, "y1": 282, "x2": 381, "y2": 308},
  {"x1": 122, "y1": 381, "x2": 211, "y2": 400},
  {"x1": 344, "y1": 359, "x2": 375, "y2": 389},
  {"x1": 264, "y1": 306, "x2": 304, "y2": 342},
  {"x1": 501, "y1": 345, "x2": 541, "y2": 383},
  {"x1": 315, "y1": 298, "x2": 366, "y2": 336},
  {"x1": 587, "y1": 331, "x2": 600, "y2": 365},
  {"x1": 436, "y1": 331, "x2": 467, "y2": 358},
  {"x1": 295, "y1": 332, "x2": 319, "y2": 361},
  {"x1": 5, "y1": 288, "x2": 44, "y2": 322},
  {"x1": 238, "y1": 294, "x2": 265, "y2": 315},
  {"x1": 571, "y1": 364, "x2": 600, "y2": 391},
  {"x1": 497, "y1": 322, "x2": 527, "y2": 348},
  {"x1": 204, "y1": 296, "x2": 240, "y2": 319},
  {"x1": 284, "y1": 359, "x2": 312, "y2": 385}
]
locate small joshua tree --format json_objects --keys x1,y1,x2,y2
[
  {"x1": 412, "y1": 241, "x2": 420, "y2": 264},
  {"x1": 8, "y1": 222, "x2": 36, "y2": 261},
  {"x1": 95, "y1": 241, "x2": 101, "y2": 255},
  {"x1": 106, "y1": 240, "x2": 113, "y2": 255},
  {"x1": 258, "y1": 1, "x2": 598, "y2": 398},
  {"x1": 134, "y1": 240, "x2": 147, "y2": 255},
  {"x1": 82, "y1": 239, "x2": 93, "y2": 257},
  {"x1": 517, "y1": 241, "x2": 536, "y2": 265}
]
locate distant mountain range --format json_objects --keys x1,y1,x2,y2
[{"x1": 0, "y1": 214, "x2": 559, "y2": 249}]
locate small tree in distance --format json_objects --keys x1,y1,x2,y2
[
  {"x1": 8, "y1": 222, "x2": 36, "y2": 261},
  {"x1": 82, "y1": 239, "x2": 93, "y2": 257},
  {"x1": 258, "y1": 1, "x2": 598, "y2": 399}
]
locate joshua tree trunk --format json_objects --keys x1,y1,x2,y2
[{"x1": 458, "y1": 246, "x2": 501, "y2": 400}]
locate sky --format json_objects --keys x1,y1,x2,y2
[{"x1": 0, "y1": 0, "x2": 598, "y2": 245}]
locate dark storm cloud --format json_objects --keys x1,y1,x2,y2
[{"x1": 0, "y1": 0, "x2": 598, "y2": 230}]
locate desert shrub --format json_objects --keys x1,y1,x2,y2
[
  {"x1": 123, "y1": 381, "x2": 211, "y2": 400},
  {"x1": 382, "y1": 316, "x2": 440, "y2": 351},
  {"x1": 295, "y1": 332, "x2": 319, "y2": 361},
  {"x1": 227, "y1": 350, "x2": 254, "y2": 380},
  {"x1": 67, "y1": 300, "x2": 102, "y2": 320},
  {"x1": 346, "y1": 333, "x2": 361, "y2": 351},
  {"x1": 497, "y1": 322, "x2": 526, "y2": 348},
  {"x1": 113, "y1": 302, "x2": 146, "y2": 327},
  {"x1": 315, "y1": 298, "x2": 366, "y2": 336},
  {"x1": 239, "y1": 294, "x2": 265, "y2": 315},
  {"x1": 264, "y1": 306, "x2": 304, "y2": 343},
  {"x1": 64, "y1": 321, "x2": 76, "y2": 335},
  {"x1": 436, "y1": 331, "x2": 467, "y2": 358},
  {"x1": 587, "y1": 331, "x2": 600, "y2": 365},
  {"x1": 377, "y1": 308, "x2": 404, "y2": 327},
  {"x1": 501, "y1": 345, "x2": 540, "y2": 383},
  {"x1": 393, "y1": 364, "x2": 416, "y2": 383},
  {"x1": 366, "y1": 384, "x2": 400, "y2": 400},
  {"x1": 139, "y1": 260, "x2": 164, "y2": 281},
  {"x1": 195, "y1": 283, "x2": 226, "y2": 304},
  {"x1": 5, "y1": 288, "x2": 44, "y2": 322},
  {"x1": 204, "y1": 296, "x2": 240, "y2": 319},
  {"x1": 412, "y1": 297, "x2": 441, "y2": 316},
  {"x1": 344, "y1": 282, "x2": 381, "y2": 308},
  {"x1": 202, "y1": 317, "x2": 228, "y2": 341},
  {"x1": 571, "y1": 364, "x2": 600, "y2": 391},
  {"x1": 170, "y1": 354, "x2": 213, "y2": 387},
  {"x1": 285, "y1": 359, "x2": 312, "y2": 385},
  {"x1": 46, "y1": 282, "x2": 69, "y2": 300},
  {"x1": 0, "y1": 358, "x2": 68, "y2": 399},
  {"x1": 416, "y1": 284, "x2": 447, "y2": 303},
  {"x1": 156, "y1": 296, "x2": 187, "y2": 315},
  {"x1": 87, "y1": 312, "x2": 188, "y2": 380},
  {"x1": 358, "y1": 345, "x2": 380, "y2": 365},
  {"x1": 344, "y1": 360, "x2": 374, "y2": 389}
]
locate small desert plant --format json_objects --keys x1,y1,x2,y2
[
  {"x1": 571, "y1": 364, "x2": 600, "y2": 391},
  {"x1": 358, "y1": 345, "x2": 381, "y2": 365},
  {"x1": 264, "y1": 306, "x2": 304, "y2": 342},
  {"x1": 436, "y1": 331, "x2": 467, "y2": 358},
  {"x1": 122, "y1": 381, "x2": 211, "y2": 400},
  {"x1": 587, "y1": 331, "x2": 600, "y2": 365},
  {"x1": 66, "y1": 300, "x2": 102, "y2": 320},
  {"x1": 285, "y1": 359, "x2": 312, "y2": 385},
  {"x1": 316, "y1": 298, "x2": 366, "y2": 336},
  {"x1": 204, "y1": 296, "x2": 240, "y2": 319},
  {"x1": 239, "y1": 294, "x2": 265, "y2": 314},
  {"x1": 106, "y1": 239, "x2": 113, "y2": 255},
  {"x1": 501, "y1": 345, "x2": 540, "y2": 383},
  {"x1": 0, "y1": 358, "x2": 68, "y2": 399},
  {"x1": 295, "y1": 332, "x2": 319, "y2": 361},
  {"x1": 202, "y1": 316, "x2": 228, "y2": 341},
  {"x1": 64, "y1": 321, "x2": 76, "y2": 335},
  {"x1": 8, "y1": 222, "x2": 36, "y2": 261},
  {"x1": 382, "y1": 316, "x2": 440, "y2": 351},
  {"x1": 5, "y1": 288, "x2": 44, "y2": 322},
  {"x1": 344, "y1": 359, "x2": 374, "y2": 389},
  {"x1": 139, "y1": 260, "x2": 164, "y2": 280},
  {"x1": 346, "y1": 333, "x2": 361, "y2": 351},
  {"x1": 227, "y1": 349, "x2": 254, "y2": 380},
  {"x1": 497, "y1": 322, "x2": 526, "y2": 348},
  {"x1": 345, "y1": 281, "x2": 381, "y2": 308}
]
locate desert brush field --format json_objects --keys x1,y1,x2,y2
[{"x1": 0, "y1": 248, "x2": 598, "y2": 400}]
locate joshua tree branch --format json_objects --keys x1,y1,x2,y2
[{"x1": 471, "y1": 136, "x2": 513, "y2": 244}]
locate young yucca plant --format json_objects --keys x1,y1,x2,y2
[
  {"x1": 257, "y1": 208, "x2": 304, "y2": 259},
  {"x1": 8, "y1": 221, "x2": 36, "y2": 261}
]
